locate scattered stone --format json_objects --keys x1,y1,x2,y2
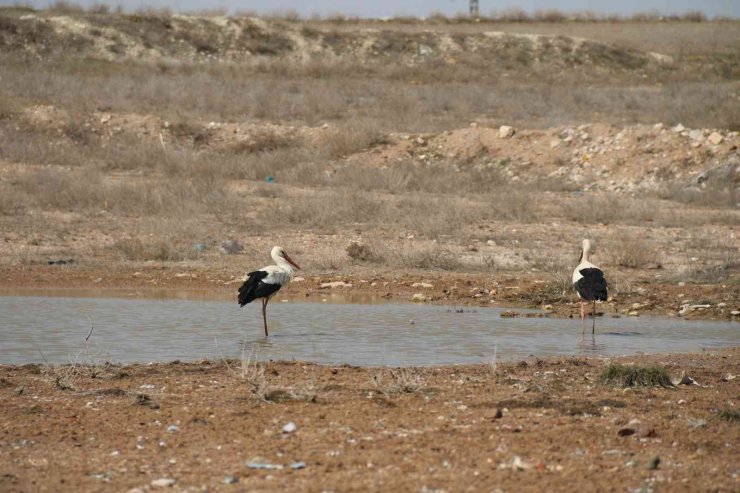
[
  {"x1": 320, "y1": 281, "x2": 352, "y2": 289},
  {"x1": 707, "y1": 132, "x2": 723, "y2": 145},
  {"x1": 222, "y1": 476, "x2": 238, "y2": 484},
  {"x1": 412, "y1": 282, "x2": 434, "y2": 288},
  {"x1": 617, "y1": 428, "x2": 636, "y2": 437},
  {"x1": 219, "y1": 239, "x2": 244, "y2": 255},
  {"x1": 290, "y1": 461, "x2": 307, "y2": 470},
  {"x1": 498, "y1": 126, "x2": 515, "y2": 139},
  {"x1": 549, "y1": 139, "x2": 561, "y2": 148},
  {"x1": 628, "y1": 311, "x2": 639, "y2": 317},
  {"x1": 647, "y1": 456, "x2": 660, "y2": 470},
  {"x1": 150, "y1": 478, "x2": 176, "y2": 488},
  {"x1": 672, "y1": 372, "x2": 702, "y2": 387},
  {"x1": 688, "y1": 129, "x2": 703, "y2": 141},
  {"x1": 500, "y1": 311, "x2": 520, "y2": 318},
  {"x1": 166, "y1": 424, "x2": 180, "y2": 433},
  {"x1": 282, "y1": 421, "x2": 297, "y2": 433},
  {"x1": 411, "y1": 293, "x2": 427, "y2": 302}
]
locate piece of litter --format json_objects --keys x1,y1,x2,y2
[
  {"x1": 290, "y1": 462, "x2": 307, "y2": 470},
  {"x1": 246, "y1": 462, "x2": 284, "y2": 470},
  {"x1": 672, "y1": 372, "x2": 703, "y2": 387},
  {"x1": 282, "y1": 421, "x2": 297, "y2": 433}
]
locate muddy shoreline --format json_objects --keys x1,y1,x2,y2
[
  {"x1": 2, "y1": 263, "x2": 738, "y2": 321},
  {"x1": 1, "y1": 349, "x2": 738, "y2": 492}
]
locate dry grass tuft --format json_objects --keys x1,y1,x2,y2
[
  {"x1": 607, "y1": 234, "x2": 656, "y2": 269},
  {"x1": 599, "y1": 364, "x2": 674, "y2": 388}
]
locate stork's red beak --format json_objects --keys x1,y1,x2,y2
[{"x1": 284, "y1": 253, "x2": 301, "y2": 270}]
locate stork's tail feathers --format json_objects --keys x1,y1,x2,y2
[{"x1": 237, "y1": 271, "x2": 265, "y2": 306}]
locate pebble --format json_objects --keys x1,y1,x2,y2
[
  {"x1": 282, "y1": 421, "x2": 297, "y2": 433},
  {"x1": 707, "y1": 132, "x2": 723, "y2": 145},
  {"x1": 498, "y1": 125, "x2": 515, "y2": 139},
  {"x1": 412, "y1": 293, "x2": 427, "y2": 302},
  {"x1": 411, "y1": 282, "x2": 434, "y2": 288},
  {"x1": 320, "y1": 281, "x2": 352, "y2": 288},
  {"x1": 150, "y1": 478, "x2": 176, "y2": 488},
  {"x1": 166, "y1": 424, "x2": 179, "y2": 433},
  {"x1": 222, "y1": 476, "x2": 238, "y2": 484}
]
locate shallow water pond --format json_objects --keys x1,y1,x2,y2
[{"x1": 0, "y1": 293, "x2": 737, "y2": 366}]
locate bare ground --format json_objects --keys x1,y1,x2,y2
[{"x1": 1, "y1": 349, "x2": 738, "y2": 492}]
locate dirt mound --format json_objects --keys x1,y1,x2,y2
[{"x1": 0, "y1": 9, "x2": 675, "y2": 75}]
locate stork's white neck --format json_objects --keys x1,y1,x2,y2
[
  {"x1": 272, "y1": 253, "x2": 295, "y2": 278},
  {"x1": 581, "y1": 240, "x2": 592, "y2": 263}
]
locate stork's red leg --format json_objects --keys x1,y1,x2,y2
[{"x1": 580, "y1": 301, "x2": 585, "y2": 336}]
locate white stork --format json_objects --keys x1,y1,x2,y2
[
  {"x1": 238, "y1": 246, "x2": 301, "y2": 337},
  {"x1": 572, "y1": 239, "x2": 608, "y2": 335}
]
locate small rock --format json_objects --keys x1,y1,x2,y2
[
  {"x1": 542, "y1": 304, "x2": 554, "y2": 311},
  {"x1": 672, "y1": 123, "x2": 685, "y2": 133},
  {"x1": 290, "y1": 461, "x2": 307, "y2": 470},
  {"x1": 549, "y1": 139, "x2": 561, "y2": 148},
  {"x1": 166, "y1": 424, "x2": 179, "y2": 433},
  {"x1": 282, "y1": 421, "x2": 297, "y2": 433},
  {"x1": 688, "y1": 129, "x2": 703, "y2": 141},
  {"x1": 411, "y1": 282, "x2": 434, "y2": 288},
  {"x1": 707, "y1": 132, "x2": 723, "y2": 145},
  {"x1": 617, "y1": 428, "x2": 636, "y2": 437},
  {"x1": 320, "y1": 281, "x2": 352, "y2": 289},
  {"x1": 411, "y1": 293, "x2": 427, "y2": 302},
  {"x1": 647, "y1": 456, "x2": 660, "y2": 470},
  {"x1": 498, "y1": 125, "x2": 515, "y2": 139},
  {"x1": 222, "y1": 476, "x2": 238, "y2": 484},
  {"x1": 628, "y1": 311, "x2": 639, "y2": 317},
  {"x1": 219, "y1": 239, "x2": 244, "y2": 255},
  {"x1": 150, "y1": 478, "x2": 176, "y2": 488}
]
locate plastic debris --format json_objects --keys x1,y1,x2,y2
[
  {"x1": 246, "y1": 462, "x2": 284, "y2": 470},
  {"x1": 266, "y1": 175, "x2": 274, "y2": 183},
  {"x1": 672, "y1": 372, "x2": 703, "y2": 387},
  {"x1": 194, "y1": 243, "x2": 206, "y2": 252},
  {"x1": 166, "y1": 424, "x2": 180, "y2": 433},
  {"x1": 290, "y1": 462, "x2": 307, "y2": 470}
]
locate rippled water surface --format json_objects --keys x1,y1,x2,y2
[{"x1": 1, "y1": 293, "x2": 737, "y2": 366}]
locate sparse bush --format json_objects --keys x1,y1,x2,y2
[
  {"x1": 717, "y1": 409, "x2": 740, "y2": 423},
  {"x1": 607, "y1": 234, "x2": 656, "y2": 269}
]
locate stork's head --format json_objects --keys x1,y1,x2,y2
[{"x1": 271, "y1": 246, "x2": 301, "y2": 270}]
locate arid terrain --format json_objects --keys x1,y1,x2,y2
[
  {"x1": 0, "y1": 8, "x2": 739, "y2": 490},
  {"x1": 1, "y1": 349, "x2": 739, "y2": 492}
]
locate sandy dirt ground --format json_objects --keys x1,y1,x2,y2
[{"x1": 1, "y1": 349, "x2": 738, "y2": 492}]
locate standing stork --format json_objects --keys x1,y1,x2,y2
[
  {"x1": 572, "y1": 239, "x2": 608, "y2": 335},
  {"x1": 238, "y1": 246, "x2": 300, "y2": 337}
]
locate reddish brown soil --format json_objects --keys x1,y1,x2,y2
[{"x1": 1, "y1": 350, "x2": 738, "y2": 492}]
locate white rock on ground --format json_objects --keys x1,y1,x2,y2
[
  {"x1": 498, "y1": 125, "x2": 515, "y2": 139},
  {"x1": 707, "y1": 132, "x2": 724, "y2": 145},
  {"x1": 150, "y1": 478, "x2": 176, "y2": 488}
]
